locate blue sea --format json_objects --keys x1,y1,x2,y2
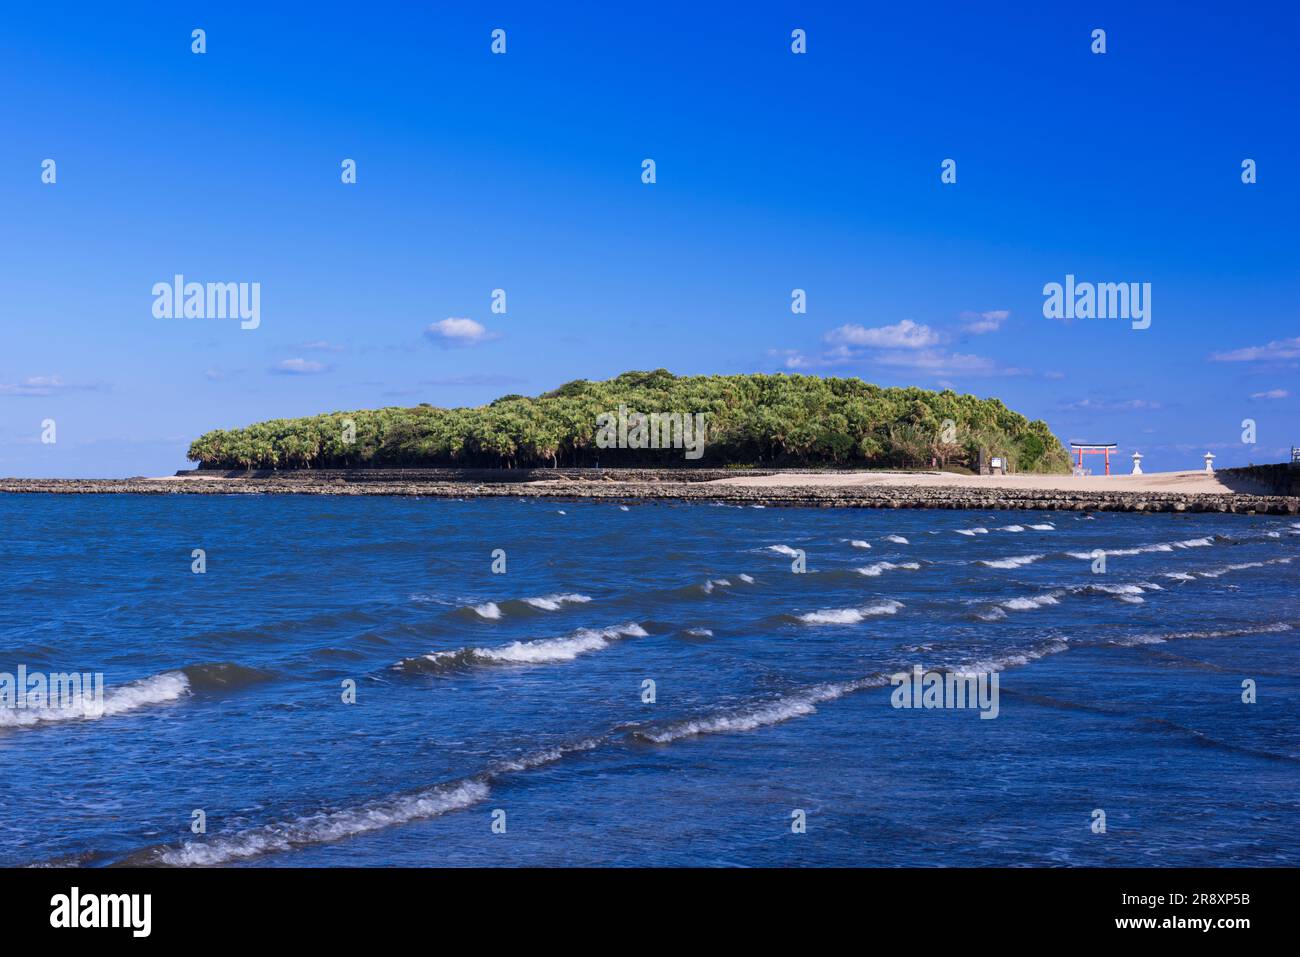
[{"x1": 1, "y1": 494, "x2": 1297, "y2": 867}]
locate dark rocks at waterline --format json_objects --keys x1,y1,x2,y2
[{"x1": 1, "y1": 476, "x2": 1297, "y2": 514}]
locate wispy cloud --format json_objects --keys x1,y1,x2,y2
[
  {"x1": 873, "y1": 350, "x2": 1026, "y2": 376},
  {"x1": 426, "y1": 317, "x2": 498, "y2": 347},
  {"x1": 1250, "y1": 388, "x2": 1289, "y2": 399},
  {"x1": 271, "y1": 358, "x2": 328, "y2": 375},
  {"x1": 778, "y1": 346, "x2": 1027, "y2": 378},
  {"x1": 0, "y1": 376, "x2": 65, "y2": 397},
  {"x1": 0, "y1": 375, "x2": 108, "y2": 397},
  {"x1": 825, "y1": 320, "x2": 940, "y2": 349},
  {"x1": 777, "y1": 317, "x2": 1028, "y2": 377},
  {"x1": 961, "y1": 309, "x2": 1010, "y2": 335},
  {"x1": 299, "y1": 340, "x2": 346, "y2": 353},
  {"x1": 1060, "y1": 398, "x2": 1162, "y2": 412},
  {"x1": 204, "y1": 367, "x2": 246, "y2": 381},
  {"x1": 1209, "y1": 336, "x2": 1300, "y2": 362},
  {"x1": 420, "y1": 374, "x2": 527, "y2": 387}
]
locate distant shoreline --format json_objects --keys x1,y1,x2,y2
[{"x1": 1, "y1": 468, "x2": 1296, "y2": 514}]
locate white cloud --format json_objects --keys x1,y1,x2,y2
[
  {"x1": 825, "y1": 320, "x2": 940, "y2": 349},
  {"x1": 427, "y1": 317, "x2": 496, "y2": 347},
  {"x1": 784, "y1": 353, "x2": 816, "y2": 370},
  {"x1": 272, "y1": 358, "x2": 327, "y2": 375},
  {"x1": 962, "y1": 309, "x2": 1010, "y2": 334},
  {"x1": 420, "y1": 374, "x2": 528, "y2": 387},
  {"x1": 300, "y1": 340, "x2": 345, "y2": 353},
  {"x1": 0, "y1": 377, "x2": 66, "y2": 395},
  {"x1": 1061, "y1": 398, "x2": 1161, "y2": 412},
  {"x1": 780, "y1": 346, "x2": 1026, "y2": 378},
  {"x1": 1250, "y1": 388, "x2": 1290, "y2": 399},
  {"x1": 774, "y1": 320, "x2": 1031, "y2": 378},
  {"x1": 1210, "y1": 336, "x2": 1300, "y2": 362}
]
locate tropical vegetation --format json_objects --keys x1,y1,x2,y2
[{"x1": 187, "y1": 370, "x2": 1071, "y2": 472}]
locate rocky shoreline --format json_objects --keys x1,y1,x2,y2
[{"x1": 0, "y1": 474, "x2": 1296, "y2": 514}]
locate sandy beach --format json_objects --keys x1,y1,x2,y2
[
  {"x1": 2, "y1": 465, "x2": 1292, "y2": 514},
  {"x1": 702, "y1": 469, "x2": 1265, "y2": 495}
]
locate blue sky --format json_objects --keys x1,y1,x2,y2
[{"x1": 1, "y1": 1, "x2": 1296, "y2": 477}]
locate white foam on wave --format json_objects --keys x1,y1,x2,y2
[
  {"x1": 1071, "y1": 581, "x2": 1166, "y2": 604},
  {"x1": 159, "y1": 779, "x2": 490, "y2": 866},
  {"x1": 701, "y1": 578, "x2": 731, "y2": 594},
  {"x1": 425, "y1": 623, "x2": 648, "y2": 667},
  {"x1": 1162, "y1": 572, "x2": 1196, "y2": 581},
  {"x1": 738, "y1": 574, "x2": 755, "y2": 584},
  {"x1": 1109, "y1": 622, "x2": 1292, "y2": 648},
  {"x1": 797, "y1": 600, "x2": 903, "y2": 625},
  {"x1": 1067, "y1": 536, "x2": 1219, "y2": 561},
  {"x1": 491, "y1": 736, "x2": 604, "y2": 774},
  {"x1": 476, "y1": 623, "x2": 648, "y2": 663},
  {"x1": 980, "y1": 554, "x2": 1044, "y2": 569},
  {"x1": 766, "y1": 545, "x2": 801, "y2": 557},
  {"x1": 1066, "y1": 545, "x2": 1167, "y2": 559},
  {"x1": 957, "y1": 639, "x2": 1071, "y2": 675},
  {"x1": 635, "y1": 676, "x2": 889, "y2": 744},
  {"x1": 0, "y1": 671, "x2": 190, "y2": 728},
  {"x1": 1195, "y1": 556, "x2": 1291, "y2": 579},
  {"x1": 1001, "y1": 591, "x2": 1064, "y2": 611},
  {"x1": 521, "y1": 593, "x2": 593, "y2": 611},
  {"x1": 470, "y1": 593, "x2": 593, "y2": 617},
  {"x1": 1199, "y1": 561, "x2": 1263, "y2": 579},
  {"x1": 1090, "y1": 583, "x2": 1148, "y2": 596},
  {"x1": 684, "y1": 627, "x2": 714, "y2": 638},
  {"x1": 160, "y1": 732, "x2": 614, "y2": 865},
  {"x1": 854, "y1": 561, "x2": 921, "y2": 577}
]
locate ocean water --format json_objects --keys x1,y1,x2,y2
[{"x1": 1, "y1": 494, "x2": 1297, "y2": 867}]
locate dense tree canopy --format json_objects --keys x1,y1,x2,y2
[{"x1": 187, "y1": 370, "x2": 1072, "y2": 473}]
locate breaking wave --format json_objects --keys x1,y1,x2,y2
[
  {"x1": 0, "y1": 665, "x2": 261, "y2": 729},
  {"x1": 854, "y1": 561, "x2": 921, "y2": 577},
  {"x1": 980, "y1": 554, "x2": 1044, "y2": 569},
  {"x1": 395, "y1": 623, "x2": 649, "y2": 673},
  {"x1": 766, "y1": 545, "x2": 802, "y2": 557},
  {"x1": 1001, "y1": 591, "x2": 1064, "y2": 611},
  {"x1": 464, "y1": 593, "x2": 593, "y2": 619},
  {"x1": 630, "y1": 675, "x2": 891, "y2": 744},
  {"x1": 796, "y1": 600, "x2": 903, "y2": 625},
  {"x1": 144, "y1": 734, "x2": 608, "y2": 866}
]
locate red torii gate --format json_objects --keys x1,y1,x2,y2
[{"x1": 1070, "y1": 442, "x2": 1117, "y2": 476}]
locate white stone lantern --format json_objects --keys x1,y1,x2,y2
[
  {"x1": 1203, "y1": 452, "x2": 1215, "y2": 473},
  {"x1": 1131, "y1": 451, "x2": 1143, "y2": 475}
]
